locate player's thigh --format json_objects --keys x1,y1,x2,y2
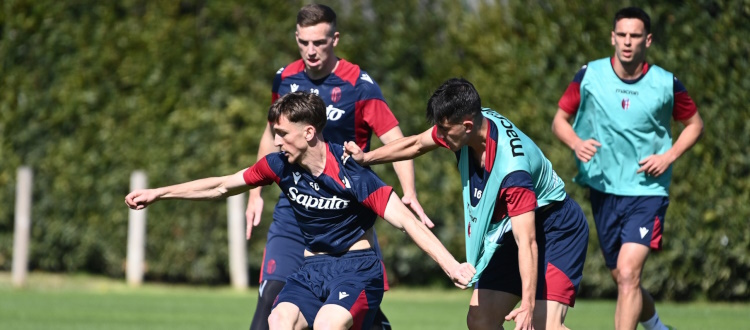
[
  {"x1": 269, "y1": 302, "x2": 308, "y2": 330},
  {"x1": 616, "y1": 242, "x2": 650, "y2": 276},
  {"x1": 533, "y1": 299, "x2": 570, "y2": 330},
  {"x1": 314, "y1": 304, "x2": 354, "y2": 330},
  {"x1": 469, "y1": 289, "x2": 520, "y2": 322}
]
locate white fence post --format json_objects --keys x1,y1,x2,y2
[
  {"x1": 127, "y1": 171, "x2": 148, "y2": 287},
  {"x1": 12, "y1": 166, "x2": 33, "y2": 287},
  {"x1": 227, "y1": 193, "x2": 248, "y2": 290}
]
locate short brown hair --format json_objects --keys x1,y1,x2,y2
[
  {"x1": 297, "y1": 4, "x2": 337, "y2": 33},
  {"x1": 267, "y1": 92, "x2": 327, "y2": 132}
]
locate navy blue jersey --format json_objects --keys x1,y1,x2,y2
[
  {"x1": 244, "y1": 143, "x2": 393, "y2": 254},
  {"x1": 269, "y1": 59, "x2": 399, "y2": 237},
  {"x1": 272, "y1": 59, "x2": 399, "y2": 151}
]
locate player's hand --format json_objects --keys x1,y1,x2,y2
[
  {"x1": 341, "y1": 141, "x2": 365, "y2": 165},
  {"x1": 245, "y1": 188, "x2": 264, "y2": 240},
  {"x1": 505, "y1": 304, "x2": 535, "y2": 330},
  {"x1": 401, "y1": 194, "x2": 435, "y2": 228},
  {"x1": 449, "y1": 263, "x2": 476, "y2": 289},
  {"x1": 572, "y1": 139, "x2": 601, "y2": 163},
  {"x1": 637, "y1": 153, "x2": 674, "y2": 177},
  {"x1": 124, "y1": 189, "x2": 159, "y2": 210}
]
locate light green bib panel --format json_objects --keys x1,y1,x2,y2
[
  {"x1": 462, "y1": 109, "x2": 566, "y2": 285},
  {"x1": 573, "y1": 58, "x2": 674, "y2": 196}
]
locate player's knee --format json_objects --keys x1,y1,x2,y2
[
  {"x1": 615, "y1": 267, "x2": 642, "y2": 289},
  {"x1": 267, "y1": 309, "x2": 288, "y2": 330}
]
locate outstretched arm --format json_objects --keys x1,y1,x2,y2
[
  {"x1": 125, "y1": 169, "x2": 251, "y2": 210},
  {"x1": 638, "y1": 112, "x2": 704, "y2": 177},
  {"x1": 344, "y1": 127, "x2": 439, "y2": 166},
  {"x1": 551, "y1": 108, "x2": 601, "y2": 163},
  {"x1": 245, "y1": 122, "x2": 278, "y2": 239},
  {"x1": 380, "y1": 192, "x2": 475, "y2": 289},
  {"x1": 378, "y1": 126, "x2": 433, "y2": 228}
]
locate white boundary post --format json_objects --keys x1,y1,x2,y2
[
  {"x1": 227, "y1": 193, "x2": 248, "y2": 290},
  {"x1": 12, "y1": 167, "x2": 33, "y2": 287},
  {"x1": 127, "y1": 171, "x2": 148, "y2": 287}
]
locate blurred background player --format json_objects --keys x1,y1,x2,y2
[
  {"x1": 551, "y1": 7, "x2": 703, "y2": 330},
  {"x1": 245, "y1": 4, "x2": 430, "y2": 330}
]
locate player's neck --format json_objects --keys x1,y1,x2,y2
[
  {"x1": 298, "y1": 140, "x2": 328, "y2": 177},
  {"x1": 613, "y1": 58, "x2": 646, "y2": 80},
  {"x1": 468, "y1": 118, "x2": 489, "y2": 152},
  {"x1": 306, "y1": 58, "x2": 339, "y2": 80}
]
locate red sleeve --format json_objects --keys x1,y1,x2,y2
[
  {"x1": 358, "y1": 98, "x2": 399, "y2": 137},
  {"x1": 673, "y1": 91, "x2": 697, "y2": 121},
  {"x1": 430, "y1": 126, "x2": 450, "y2": 149},
  {"x1": 502, "y1": 187, "x2": 538, "y2": 217},
  {"x1": 242, "y1": 157, "x2": 279, "y2": 186},
  {"x1": 557, "y1": 82, "x2": 581, "y2": 115},
  {"x1": 361, "y1": 186, "x2": 394, "y2": 218}
]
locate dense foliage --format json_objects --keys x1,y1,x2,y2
[{"x1": 2, "y1": 0, "x2": 748, "y2": 300}]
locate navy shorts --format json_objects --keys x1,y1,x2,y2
[
  {"x1": 589, "y1": 188, "x2": 669, "y2": 269},
  {"x1": 260, "y1": 198, "x2": 389, "y2": 289},
  {"x1": 273, "y1": 249, "x2": 385, "y2": 328},
  {"x1": 476, "y1": 196, "x2": 589, "y2": 307}
]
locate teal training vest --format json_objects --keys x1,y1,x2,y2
[
  {"x1": 463, "y1": 109, "x2": 567, "y2": 285},
  {"x1": 572, "y1": 58, "x2": 674, "y2": 196}
]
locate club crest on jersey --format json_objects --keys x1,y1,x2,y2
[
  {"x1": 621, "y1": 98, "x2": 630, "y2": 111},
  {"x1": 293, "y1": 172, "x2": 302, "y2": 184},
  {"x1": 331, "y1": 87, "x2": 342, "y2": 103},
  {"x1": 360, "y1": 73, "x2": 373, "y2": 84},
  {"x1": 287, "y1": 187, "x2": 350, "y2": 210},
  {"x1": 291, "y1": 83, "x2": 299, "y2": 92}
]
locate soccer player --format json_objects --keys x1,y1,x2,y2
[
  {"x1": 343, "y1": 78, "x2": 590, "y2": 330},
  {"x1": 245, "y1": 5, "x2": 427, "y2": 329},
  {"x1": 125, "y1": 92, "x2": 474, "y2": 330},
  {"x1": 551, "y1": 7, "x2": 703, "y2": 330}
]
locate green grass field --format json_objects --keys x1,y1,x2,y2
[{"x1": 1, "y1": 272, "x2": 747, "y2": 329}]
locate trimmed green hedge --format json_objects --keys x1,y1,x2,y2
[{"x1": 2, "y1": 0, "x2": 748, "y2": 300}]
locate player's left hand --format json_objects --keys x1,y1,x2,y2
[
  {"x1": 637, "y1": 153, "x2": 675, "y2": 177},
  {"x1": 505, "y1": 304, "x2": 535, "y2": 330},
  {"x1": 449, "y1": 263, "x2": 476, "y2": 289},
  {"x1": 402, "y1": 194, "x2": 435, "y2": 228},
  {"x1": 341, "y1": 141, "x2": 365, "y2": 165}
]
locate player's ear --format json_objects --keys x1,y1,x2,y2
[
  {"x1": 463, "y1": 119, "x2": 474, "y2": 133},
  {"x1": 305, "y1": 125, "x2": 315, "y2": 141},
  {"x1": 332, "y1": 31, "x2": 340, "y2": 47}
]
